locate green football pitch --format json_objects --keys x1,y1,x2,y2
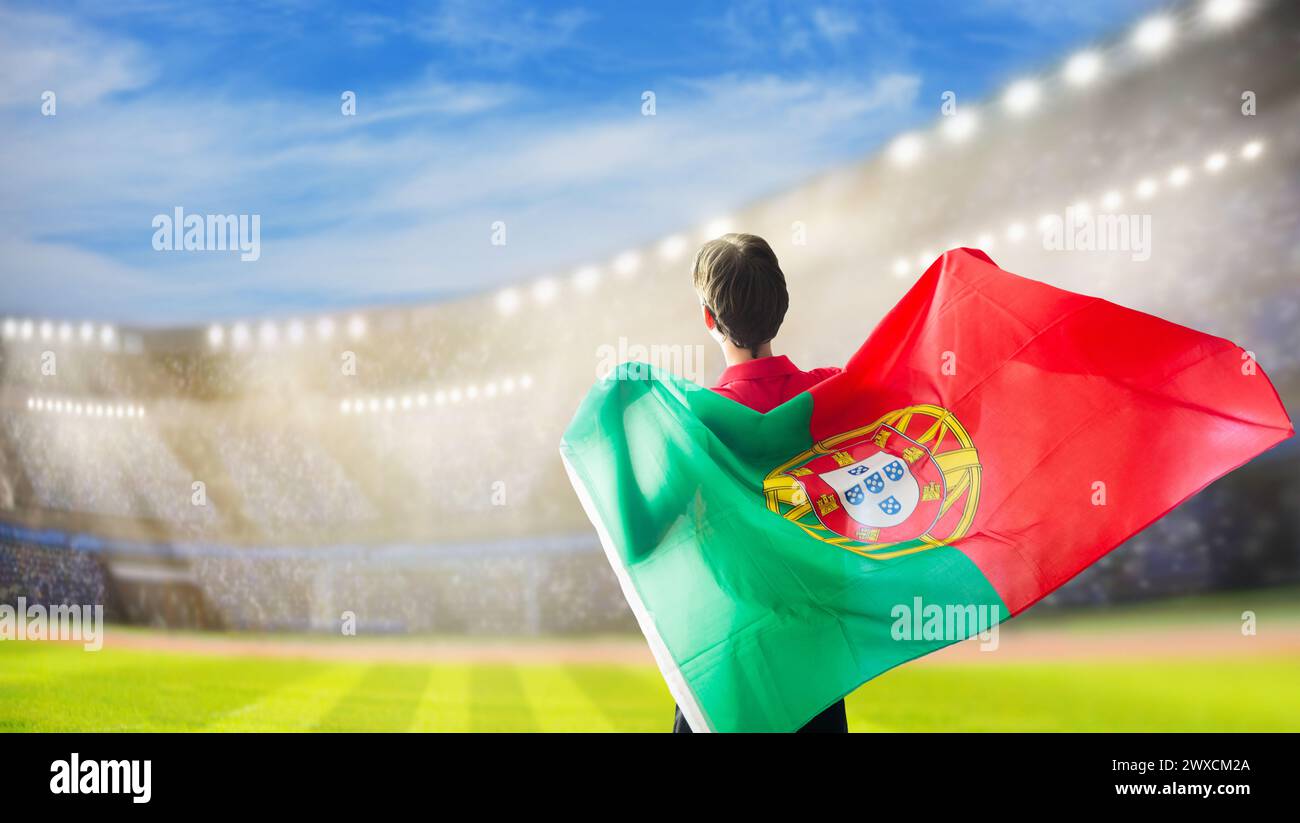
[{"x1": 2, "y1": 590, "x2": 1298, "y2": 732}]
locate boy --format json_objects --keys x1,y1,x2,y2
[{"x1": 673, "y1": 232, "x2": 847, "y2": 733}]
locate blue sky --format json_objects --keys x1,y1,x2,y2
[{"x1": 0, "y1": 0, "x2": 1163, "y2": 324}]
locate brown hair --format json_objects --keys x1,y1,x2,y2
[{"x1": 691, "y1": 233, "x2": 789, "y2": 357}]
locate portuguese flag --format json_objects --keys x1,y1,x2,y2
[{"x1": 560, "y1": 249, "x2": 1293, "y2": 732}]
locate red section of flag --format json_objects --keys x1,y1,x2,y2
[{"x1": 810, "y1": 249, "x2": 1293, "y2": 614}]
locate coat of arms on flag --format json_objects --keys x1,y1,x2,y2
[{"x1": 762, "y1": 404, "x2": 981, "y2": 559}]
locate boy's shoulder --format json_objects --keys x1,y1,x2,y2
[{"x1": 804, "y1": 365, "x2": 842, "y2": 382}]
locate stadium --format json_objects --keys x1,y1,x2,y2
[{"x1": 1, "y1": 0, "x2": 1298, "y2": 731}]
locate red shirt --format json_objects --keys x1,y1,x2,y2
[{"x1": 710, "y1": 355, "x2": 841, "y2": 413}]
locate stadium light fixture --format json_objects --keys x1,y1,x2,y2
[
  {"x1": 1240, "y1": 140, "x2": 1263, "y2": 161},
  {"x1": 231, "y1": 323, "x2": 251, "y2": 349},
  {"x1": 1002, "y1": 80, "x2": 1041, "y2": 115},
  {"x1": 258, "y1": 321, "x2": 279, "y2": 348},
  {"x1": 484, "y1": 382, "x2": 498, "y2": 398},
  {"x1": 466, "y1": 385, "x2": 479, "y2": 400},
  {"x1": 401, "y1": 395, "x2": 412, "y2": 410},
  {"x1": 976, "y1": 232, "x2": 995, "y2": 249},
  {"x1": 79, "y1": 322, "x2": 94, "y2": 344},
  {"x1": 892, "y1": 258, "x2": 909, "y2": 278},
  {"x1": 434, "y1": 390, "x2": 447, "y2": 405},
  {"x1": 1132, "y1": 15, "x2": 1175, "y2": 55},
  {"x1": 26, "y1": 397, "x2": 33, "y2": 409},
  {"x1": 532, "y1": 278, "x2": 558, "y2": 304},
  {"x1": 1101, "y1": 190, "x2": 1123, "y2": 210},
  {"x1": 520, "y1": 374, "x2": 534, "y2": 389},
  {"x1": 75, "y1": 404, "x2": 83, "y2": 415},
  {"x1": 207, "y1": 324, "x2": 224, "y2": 348},
  {"x1": 38, "y1": 320, "x2": 52, "y2": 341},
  {"x1": 502, "y1": 377, "x2": 516, "y2": 394},
  {"x1": 572, "y1": 267, "x2": 601, "y2": 293},
  {"x1": 1167, "y1": 166, "x2": 1191, "y2": 187},
  {"x1": 916, "y1": 250, "x2": 935, "y2": 268},
  {"x1": 888, "y1": 133, "x2": 924, "y2": 166},
  {"x1": 347, "y1": 315, "x2": 367, "y2": 340},
  {"x1": 941, "y1": 109, "x2": 979, "y2": 143},
  {"x1": 1006, "y1": 222, "x2": 1026, "y2": 242},
  {"x1": 368, "y1": 398, "x2": 379, "y2": 413},
  {"x1": 287, "y1": 319, "x2": 305, "y2": 345},
  {"x1": 1, "y1": 318, "x2": 14, "y2": 339},
  {"x1": 417, "y1": 393, "x2": 428, "y2": 407},
  {"x1": 19, "y1": 319, "x2": 33, "y2": 340},
  {"x1": 316, "y1": 316, "x2": 336, "y2": 341},
  {"x1": 449, "y1": 388, "x2": 463, "y2": 403},
  {"x1": 58, "y1": 323, "x2": 72, "y2": 342},
  {"x1": 1070, "y1": 200, "x2": 1091, "y2": 218},
  {"x1": 1135, "y1": 178, "x2": 1158, "y2": 199},
  {"x1": 703, "y1": 217, "x2": 735, "y2": 238},
  {"x1": 385, "y1": 397, "x2": 396, "y2": 411},
  {"x1": 496, "y1": 288, "x2": 522, "y2": 315},
  {"x1": 613, "y1": 251, "x2": 641, "y2": 278},
  {"x1": 1063, "y1": 51, "x2": 1103, "y2": 86},
  {"x1": 1203, "y1": 0, "x2": 1249, "y2": 27},
  {"x1": 138, "y1": 407, "x2": 146, "y2": 418},
  {"x1": 1204, "y1": 152, "x2": 1228, "y2": 173},
  {"x1": 659, "y1": 234, "x2": 687, "y2": 261},
  {"x1": 99, "y1": 325, "x2": 116, "y2": 348}
]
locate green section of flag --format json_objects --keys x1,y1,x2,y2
[{"x1": 561, "y1": 364, "x2": 1008, "y2": 732}]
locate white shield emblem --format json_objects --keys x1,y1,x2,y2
[{"x1": 820, "y1": 451, "x2": 920, "y2": 529}]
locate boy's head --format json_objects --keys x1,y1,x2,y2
[{"x1": 691, "y1": 233, "x2": 789, "y2": 357}]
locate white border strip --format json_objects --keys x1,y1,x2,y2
[{"x1": 560, "y1": 449, "x2": 713, "y2": 733}]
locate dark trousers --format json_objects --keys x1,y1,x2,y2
[{"x1": 673, "y1": 700, "x2": 847, "y2": 733}]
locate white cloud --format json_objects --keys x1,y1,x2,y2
[
  {"x1": 405, "y1": 0, "x2": 592, "y2": 65},
  {"x1": 811, "y1": 8, "x2": 860, "y2": 42},
  {"x1": 0, "y1": 7, "x2": 152, "y2": 106},
  {"x1": 0, "y1": 8, "x2": 923, "y2": 324}
]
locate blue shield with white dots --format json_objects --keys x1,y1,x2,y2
[{"x1": 820, "y1": 450, "x2": 921, "y2": 529}]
